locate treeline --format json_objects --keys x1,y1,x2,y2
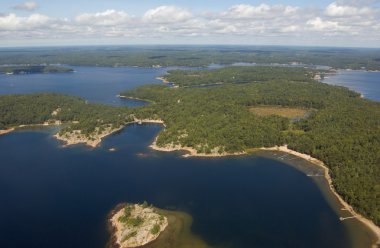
[
  {"x1": 1, "y1": 46, "x2": 380, "y2": 70},
  {"x1": 0, "y1": 93, "x2": 133, "y2": 135},
  {"x1": 1, "y1": 65, "x2": 379, "y2": 226},
  {"x1": 121, "y1": 66, "x2": 379, "y2": 225},
  {"x1": 164, "y1": 66, "x2": 316, "y2": 87},
  {"x1": 0, "y1": 65, "x2": 73, "y2": 74}
]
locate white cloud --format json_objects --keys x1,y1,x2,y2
[
  {"x1": 0, "y1": 13, "x2": 49, "y2": 30},
  {"x1": 325, "y1": 2, "x2": 372, "y2": 16},
  {"x1": 1, "y1": 3, "x2": 380, "y2": 47},
  {"x1": 281, "y1": 25, "x2": 300, "y2": 33},
  {"x1": 143, "y1": 6, "x2": 192, "y2": 23},
  {"x1": 75, "y1": 9, "x2": 130, "y2": 26},
  {"x1": 307, "y1": 17, "x2": 343, "y2": 31},
  {"x1": 221, "y1": 4, "x2": 299, "y2": 19},
  {"x1": 13, "y1": 1, "x2": 38, "y2": 11},
  {"x1": 336, "y1": 0, "x2": 380, "y2": 6}
]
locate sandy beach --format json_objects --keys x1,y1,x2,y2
[
  {"x1": 261, "y1": 145, "x2": 380, "y2": 247},
  {"x1": 0, "y1": 128, "x2": 15, "y2": 135},
  {"x1": 0, "y1": 121, "x2": 62, "y2": 136},
  {"x1": 156, "y1": 77, "x2": 170, "y2": 84}
]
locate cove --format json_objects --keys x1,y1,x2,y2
[{"x1": 0, "y1": 124, "x2": 373, "y2": 248}]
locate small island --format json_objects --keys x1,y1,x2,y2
[
  {"x1": 108, "y1": 202, "x2": 210, "y2": 248},
  {"x1": 108, "y1": 202, "x2": 168, "y2": 248}
]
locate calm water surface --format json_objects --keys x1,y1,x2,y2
[
  {"x1": 0, "y1": 67, "x2": 378, "y2": 247},
  {"x1": 0, "y1": 125, "x2": 352, "y2": 248},
  {"x1": 322, "y1": 70, "x2": 380, "y2": 101},
  {"x1": 0, "y1": 66, "x2": 166, "y2": 106}
]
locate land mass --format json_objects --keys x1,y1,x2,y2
[
  {"x1": 1, "y1": 66, "x2": 379, "y2": 246},
  {"x1": 108, "y1": 203, "x2": 210, "y2": 248},
  {"x1": 108, "y1": 203, "x2": 168, "y2": 248},
  {"x1": 0, "y1": 65, "x2": 73, "y2": 74},
  {"x1": 1, "y1": 46, "x2": 380, "y2": 70}
]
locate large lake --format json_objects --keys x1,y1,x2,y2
[
  {"x1": 0, "y1": 66, "x2": 378, "y2": 248},
  {"x1": 322, "y1": 70, "x2": 380, "y2": 101}
]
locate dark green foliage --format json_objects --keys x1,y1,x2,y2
[
  {"x1": 127, "y1": 217, "x2": 143, "y2": 227},
  {"x1": 0, "y1": 93, "x2": 82, "y2": 128},
  {"x1": 1, "y1": 65, "x2": 378, "y2": 227},
  {"x1": 0, "y1": 65, "x2": 73, "y2": 74},
  {"x1": 1, "y1": 46, "x2": 380, "y2": 70},
  {"x1": 164, "y1": 66, "x2": 316, "y2": 87},
  {"x1": 150, "y1": 224, "x2": 160, "y2": 235},
  {"x1": 118, "y1": 205, "x2": 133, "y2": 223},
  {"x1": 0, "y1": 93, "x2": 134, "y2": 134},
  {"x1": 121, "y1": 66, "x2": 380, "y2": 225},
  {"x1": 121, "y1": 231, "x2": 137, "y2": 242}
]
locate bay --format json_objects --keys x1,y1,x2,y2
[
  {"x1": 322, "y1": 70, "x2": 380, "y2": 102},
  {"x1": 0, "y1": 66, "x2": 378, "y2": 247}
]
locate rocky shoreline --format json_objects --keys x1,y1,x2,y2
[
  {"x1": 54, "y1": 119, "x2": 164, "y2": 148},
  {"x1": 149, "y1": 137, "x2": 245, "y2": 158},
  {"x1": 108, "y1": 203, "x2": 168, "y2": 248}
]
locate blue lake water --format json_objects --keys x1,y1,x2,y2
[
  {"x1": 0, "y1": 125, "x2": 352, "y2": 248},
  {"x1": 322, "y1": 70, "x2": 380, "y2": 102},
  {"x1": 0, "y1": 66, "x2": 378, "y2": 248},
  {"x1": 0, "y1": 66, "x2": 167, "y2": 106}
]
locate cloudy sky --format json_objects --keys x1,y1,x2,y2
[{"x1": 0, "y1": 0, "x2": 379, "y2": 47}]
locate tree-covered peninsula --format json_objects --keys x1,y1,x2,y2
[
  {"x1": 121, "y1": 66, "x2": 380, "y2": 227},
  {"x1": 0, "y1": 93, "x2": 135, "y2": 146},
  {"x1": 1, "y1": 66, "x2": 379, "y2": 229}
]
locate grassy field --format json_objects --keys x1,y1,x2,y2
[{"x1": 249, "y1": 106, "x2": 309, "y2": 119}]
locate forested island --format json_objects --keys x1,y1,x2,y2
[
  {"x1": 0, "y1": 65, "x2": 73, "y2": 74},
  {"x1": 0, "y1": 66, "x2": 379, "y2": 245}
]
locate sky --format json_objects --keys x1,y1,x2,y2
[{"x1": 0, "y1": 0, "x2": 379, "y2": 47}]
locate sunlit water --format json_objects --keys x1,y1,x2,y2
[{"x1": 322, "y1": 70, "x2": 380, "y2": 102}]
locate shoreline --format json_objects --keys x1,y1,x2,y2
[
  {"x1": 2, "y1": 121, "x2": 379, "y2": 246},
  {"x1": 156, "y1": 77, "x2": 170, "y2": 84},
  {"x1": 117, "y1": 95, "x2": 154, "y2": 103},
  {"x1": 261, "y1": 145, "x2": 380, "y2": 247},
  {"x1": 0, "y1": 128, "x2": 15, "y2": 135},
  {"x1": 54, "y1": 126, "x2": 125, "y2": 148},
  {"x1": 0, "y1": 121, "x2": 62, "y2": 136},
  {"x1": 108, "y1": 203, "x2": 168, "y2": 248},
  {"x1": 55, "y1": 119, "x2": 165, "y2": 148},
  {"x1": 156, "y1": 76, "x2": 178, "y2": 88},
  {"x1": 149, "y1": 136, "x2": 245, "y2": 158}
]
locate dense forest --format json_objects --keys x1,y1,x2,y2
[
  {"x1": 0, "y1": 93, "x2": 133, "y2": 136},
  {"x1": 163, "y1": 66, "x2": 317, "y2": 87},
  {"x1": 1, "y1": 46, "x2": 380, "y2": 70},
  {"x1": 1, "y1": 66, "x2": 379, "y2": 227},
  {"x1": 0, "y1": 65, "x2": 73, "y2": 74},
  {"x1": 120, "y1": 66, "x2": 380, "y2": 226}
]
